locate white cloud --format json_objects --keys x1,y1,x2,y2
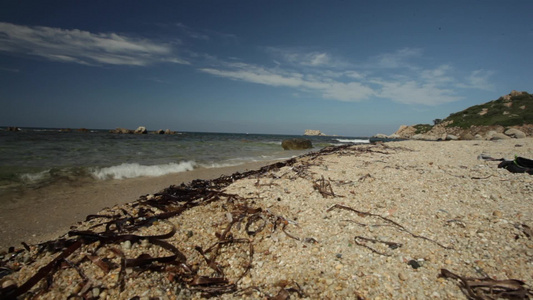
[
  {"x1": 265, "y1": 47, "x2": 352, "y2": 68},
  {"x1": 461, "y1": 69, "x2": 495, "y2": 91},
  {"x1": 374, "y1": 47, "x2": 422, "y2": 68},
  {"x1": 199, "y1": 48, "x2": 493, "y2": 106},
  {"x1": 0, "y1": 22, "x2": 188, "y2": 66},
  {"x1": 199, "y1": 62, "x2": 375, "y2": 102},
  {"x1": 376, "y1": 80, "x2": 461, "y2": 105}
]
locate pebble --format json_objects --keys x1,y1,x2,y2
[
  {"x1": 492, "y1": 210, "x2": 503, "y2": 218},
  {"x1": 99, "y1": 290, "x2": 108, "y2": 299},
  {"x1": 2, "y1": 279, "x2": 16, "y2": 289},
  {"x1": 335, "y1": 264, "x2": 343, "y2": 270},
  {"x1": 141, "y1": 239, "x2": 150, "y2": 248},
  {"x1": 398, "y1": 272, "x2": 407, "y2": 281},
  {"x1": 241, "y1": 276, "x2": 252, "y2": 285},
  {"x1": 407, "y1": 260, "x2": 421, "y2": 269},
  {"x1": 122, "y1": 240, "x2": 132, "y2": 250},
  {"x1": 92, "y1": 287, "x2": 100, "y2": 297}
]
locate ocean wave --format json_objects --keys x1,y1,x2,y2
[
  {"x1": 335, "y1": 139, "x2": 370, "y2": 144},
  {"x1": 92, "y1": 161, "x2": 196, "y2": 180},
  {"x1": 20, "y1": 169, "x2": 52, "y2": 183}
]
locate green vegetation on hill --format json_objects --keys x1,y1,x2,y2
[
  {"x1": 444, "y1": 91, "x2": 533, "y2": 128},
  {"x1": 413, "y1": 124, "x2": 433, "y2": 134}
]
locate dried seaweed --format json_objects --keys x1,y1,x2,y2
[
  {"x1": 327, "y1": 204, "x2": 452, "y2": 251},
  {"x1": 313, "y1": 176, "x2": 338, "y2": 198},
  {"x1": 353, "y1": 236, "x2": 402, "y2": 257},
  {"x1": 440, "y1": 268, "x2": 533, "y2": 300},
  {"x1": 3, "y1": 146, "x2": 399, "y2": 299}
]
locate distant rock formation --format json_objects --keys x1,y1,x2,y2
[
  {"x1": 134, "y1": 126, "x2": 147, "y2": 134},
  {"x1": 110, "y1": 128, "x2": 134, "y2": 134},
  {"x1": 154, "y1": 129, "x2": 176, "y2": 134},
  {"x1": 6, "y1": 127, "x2": 20, "y2": 132},
  {"x1": 304, "y1": 129, "x2": 326, "y2": 136},
  {"x1": 281, "y1": 138, "x2": 313, "y2": 150},
  {"x1": 110, "y1": 127, "x2": 177, "y2": 134}
]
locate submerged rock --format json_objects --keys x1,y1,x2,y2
[{"x1": 281, "y1": 138, "x2": 313, "y2": 150}]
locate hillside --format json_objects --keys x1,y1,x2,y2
[
  {"x1": 392, "y1": 90, "x2": 533, "y2": 140},
  {"x1": 444, "y1": 90, "x2": 533, "y2": 128}
]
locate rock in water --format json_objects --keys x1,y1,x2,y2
[
  {"x1": 304, "y1": 129, "x2": 326, "y2": 136},
  {"x1": 134, "y1": 126, "x2": 147, "y2": 134},
  {"x1": 281, "y1": 138, "x2": 313, "y2": 150},
  {"x1": 111, "y1": 127, "x2": 133, "y2": 134}
]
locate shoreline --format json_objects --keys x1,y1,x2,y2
[
  {"x1": 1, "y1": 139, "x2": 532, "y2": 299},
  {"x1": 0, "y1": 160, "x2": 279, "y2": 250}
]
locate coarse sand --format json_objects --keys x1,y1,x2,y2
[{"x1": 1, "y1": 139, "x2": 532, "y2": 299}]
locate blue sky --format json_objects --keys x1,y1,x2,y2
[{"x1": 0, "y1": 1, "x2": 531, "y2": 136}]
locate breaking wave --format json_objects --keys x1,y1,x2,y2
[
  {"x1": 335, "y1": 138, "x2": 370, "y2": 144},
  {"x1": 92, "y1": 161, "x2": 197, "y2": 180}
]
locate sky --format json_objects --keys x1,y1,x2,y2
[{"x1": 0, "y1": 1, "x2": 531, "y2": 136}]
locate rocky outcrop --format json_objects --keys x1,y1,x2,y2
[
  {"x1": 304, "y1": 130, "x2": 326, "y2": 136},
  {"x1": 505, "y1": 128, "x2": 526, "y2": 139},
  {"x1": 153, "y1": 129, "x2": 176, "y2": 134},
  {"x1": 373, "y1": 133, "x2": 402, "y2": 139},
  {"x1": 391, "y1": 121, "x2": 530, "y2": 141},
  {"x1": 373, "y1": 133, "x2": 389, "y2": 139},
  {"x1": 503, "y1": 90, "x2": 525, "y2": 100},
  {"x1": 281, "y1": 138, "x2": 313, "y2": 150},
  {"x1": 110, "y1": 128, "x2": 133, "y2": 134},
  {"x1": 6, "y1": 127, "x2": 20, "y2": 132},
  {"x1": 394, "y1": 125, "x2": 417, "y2": 139},
  {"x1": 134, "y1": 126, "x2": 147, "y2": 134}
]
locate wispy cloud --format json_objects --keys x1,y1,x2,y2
[
  {"x1": 0, "y1": 22, "x2": 188, "y2": 66},
  {"x1": 0, "y1": 66, "x2": 20, "y2": 73},
  {"x1": 266, "y1": 47, "x2": 350, "y2": 68},
  {"x1": 460, "y1": 69, "x2": 495, "y2": 91},
  {"x1": 175, "y1": 23, "x2": 210, "y2": 41},
  {"x1": 199, "y1": 48, "x2": 494, "y2": 106},
  {"x1": 200, "y1": 61, "x2": 374, "y2": 102},
  {"x1": 373, "y1": 47, "x2": 422, "y2": 69}
]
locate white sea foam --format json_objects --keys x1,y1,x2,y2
[
  {"x1": 92, "y1": 161, "x2": 197, "y2": 180},
  {"x1": 20, "y1": 169, "x2": 52, "y2": 183},
  {"x1": 335, "y1": 139, "x2": 370, "y2": 144}
]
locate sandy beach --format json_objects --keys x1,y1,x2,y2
[
  {"x1": 1, "y1": 139, "x2": 532, "y2": 299},
  {"x1": 0, "y1": 161, "x2": 278, "y2": 250}
]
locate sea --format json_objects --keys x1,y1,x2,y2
[{"x1": 0, "y1": 128, "x2": 372, "y2": 198}]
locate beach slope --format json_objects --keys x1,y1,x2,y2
[{"x1": 1, "y1": 139, "x2": 532, "y2": 299}]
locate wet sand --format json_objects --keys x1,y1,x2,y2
[{"x1": 0, "y1": 161, "x2": 276, "y2": 250}]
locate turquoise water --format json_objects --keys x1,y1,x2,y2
[{"x1": 0, "y1": 128, "x2": 370, "y2": 195}]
